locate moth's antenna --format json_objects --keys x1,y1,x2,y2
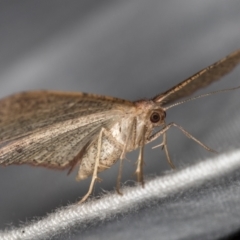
[{"x1": 164, "y1": 85, "x2": 240, "y2": 110}]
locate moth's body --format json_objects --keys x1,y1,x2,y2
[
  {"x1": 0, "y1": 93, "x2": 165, "y2": 179},
  {"x1": 0, "y1": 49, "x2": 240, "y2": 203},
  {"x1": 78, "y1": 100, "x2": 165, "y2": 180}
]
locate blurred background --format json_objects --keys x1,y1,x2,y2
[{"x1": 0, "y1": 0, "x2": 240, "y2": 239}]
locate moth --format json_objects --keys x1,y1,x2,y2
[{"x1": 0, "y1": 50, "x2": 240, "y2": 203}]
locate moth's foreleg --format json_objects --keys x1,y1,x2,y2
[
  {"x1": 148, "y1": 122, "x2": 217, "y2": 152},
  {"x1": 163, "y1": 132, "x2": 175, "y2": 169},
  {"x1": 149, "y1": 122, "x2": 215, "y2": 169},
  {"x1": 151, "y1": 131, "x2": 175, "y2": 169}
]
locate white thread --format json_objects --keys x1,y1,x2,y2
[{"x1": 1, "y1": 149, "x2": 240, "y2": 240}]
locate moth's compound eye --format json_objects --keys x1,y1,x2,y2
[{"x1": 150, "y1": 112, "x2": 161, "y2": 123}]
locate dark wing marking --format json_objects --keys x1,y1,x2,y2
[{"x1": 153, "y1": 49, "x2": 240, "y2": 106}]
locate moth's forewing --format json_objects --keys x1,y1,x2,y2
[
  {"x1": 153, "y1": 49, "x2": 240, "y2": 106},
  {"x1": 0, "y1": 91, "x2": 133, "y2": 143},
  {"x1": 0, "y1": 91, "x2": 134, "y2": 169}
]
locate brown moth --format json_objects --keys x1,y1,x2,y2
[{"x1": 0, "y1": 50, "x2": 240, "y2": 203}]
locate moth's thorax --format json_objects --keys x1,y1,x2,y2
[
  {"x1": 77, "y1": 100, "x2": 166, "y2": 180},
  {"x1": 110, "y1": 100, "x2": 166, "y2": 150}
]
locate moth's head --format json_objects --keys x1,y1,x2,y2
[{"x1": 134, "y1": 100, "x2": 166, "y2": 127}]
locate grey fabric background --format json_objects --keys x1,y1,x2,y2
[{"x1": 0, "y1": 0, "x2": 240, "y2": 239}]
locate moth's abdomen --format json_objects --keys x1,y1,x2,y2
[{"x1": 76, "y1": 134, "x2": 123, "y2": 181}]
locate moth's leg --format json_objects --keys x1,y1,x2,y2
[
  {"x1": 163, "y1": 132, "x2": 175, "y2": 169},
  {"x1": 78, "y1": 128, "x2": 105, "y2": 204},
  {"x1": 147, "y1": 122, "x2": 217, "y2": 153},
  {"x1": 116, "y1": 118, "x2": 136, "y2": 195},
  {"x1": 136, "y1": 146, "x2": 144, "y2": 186},
  {"x1": 135, "y1": 125, "x2": 147, "y2": 187},
  {"x1": 116, "y1": 158, "x2": 123, "y2": 195},
  {"x1": 151, "y1": 130, "x2": 175, "y2": 169}
]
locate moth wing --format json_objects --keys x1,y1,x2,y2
[
  {"x1": 153, "y1": 49, "x2": 240, "y2": 106},
  {"x1": 0, "y1": 114, "x2": 118, "y2": 170},
  {"x1": 0, "y1": 91, "x2": 134, "y2": 143},
  {"x1": 0, "y1": 91, "x2": 134, "y2": 170}
]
